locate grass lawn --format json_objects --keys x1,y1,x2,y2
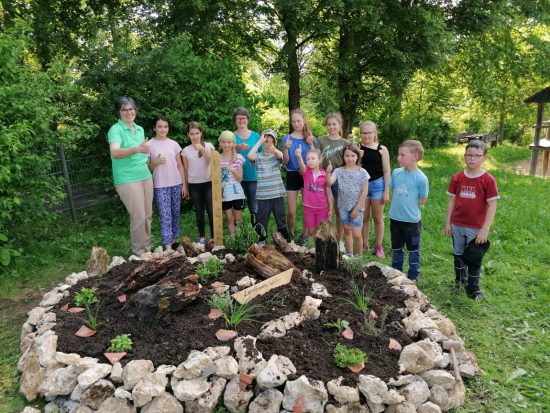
[{"x1": 0, "y1": 143, "x2": 548, "y2": 412}]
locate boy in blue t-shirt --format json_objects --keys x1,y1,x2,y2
[{"x1": 389, "y1": 140, "x2": 429, "y2": 281}]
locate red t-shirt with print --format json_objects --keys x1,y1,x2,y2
[{"x1": 447, "y1": 170, "x2": 499, "y2": 229}]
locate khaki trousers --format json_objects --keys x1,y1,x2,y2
[{"x1": 115, "y1": 178, "x2": 153, "y2": 256}]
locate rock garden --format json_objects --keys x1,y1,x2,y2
[{"x1": 17, "y1": 231, "x2": 482, "y2": 413}]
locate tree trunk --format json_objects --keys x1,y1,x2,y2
[
  {"x1": 281, "y1": 9, "x2": 301, "y2": 123},
  {"x1": 337, "y1": 20, "x2": 360, "y2": 138},
  {"x1": 497, "y1": 112, "x2": 505, "y2": 146},
  {"x1": 314, "y1": 221, "x2": 339, "y2": 272}
]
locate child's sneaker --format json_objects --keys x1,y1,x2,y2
[
  {"x1": 297, "y1": 233, "x2": 308, "y2": 246},
  {"x1": 451, "y1": 281, "x2": 463, "y2": 294},
  {"x1": 339, "y1": 241, "x2": 346, "y2": 253},
  {"x1": 466, "y1": 288, "x2": 484, "y2": 300},
  {"x1": 198, "y1": 237, "x2": 206, "y2": 245},
  {"x1": 374, "y1": 245, "x2": 385, "y2": 258}
]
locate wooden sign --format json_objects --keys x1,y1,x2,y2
[
  {"x1": 210, "y1": 150, "x2": 224, "y2": 246},
  {"x1": 232, "y1": 268, "x2": 293, "y2": 304}
]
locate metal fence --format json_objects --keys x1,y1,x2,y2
[{"x1": 48, "y1": 146, "x2": 114, "y2": 221}]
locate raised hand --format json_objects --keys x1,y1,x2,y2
[
  {"x1": 294, "y1": 146, "x2": 302, "y2": 157},
  {"x1": 138, "y1": 138, "x2": 150, "y2": 154},
  {"x1": 306, "y1": 135, "x2": 313, "y2": 145},
  {"x1": 326, "y1": 160, "x2": 333, "y2": 174},
  {"x1": 155, "y1": 153, "x2": 166, "y2": 165},
  {"x1": 284, "y1": 139, "x2": 292, "y2": 149}
]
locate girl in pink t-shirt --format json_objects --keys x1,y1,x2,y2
[
  {"x1": 296, "y1": 147, "x2": 332, "y2": 244},
  {"x1": 147, "y1": 116, "x2": 185, "y2": 250}
]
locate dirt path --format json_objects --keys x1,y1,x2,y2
[{"x1": 508, "y1": 157, "x2": 550, "y2": 178}]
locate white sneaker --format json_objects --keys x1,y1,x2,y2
[{"x1": 339, "y1": 241, "x2": 346, "y2": 253}]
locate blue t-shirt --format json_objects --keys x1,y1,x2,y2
[
  {"x1": 234, "y1": 131, "x2": 261, "y2": 181},
  {"x1": 389, "y1": 168, "x2": 429, "y2": 223},
  {"x1": 281, "y1": 135, "x2": 319, "y2": 171}
]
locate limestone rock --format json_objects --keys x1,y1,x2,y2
[
  {"x1": 258, "y1": 319, "x2": 286, "y2": 339},
  {"x1": 419, "y1": 370, "x2": 455, "y2": 389},
  {"x1": 402, "y1": 309, "x2": 438, "y2": 336},
  {"x1": 114, "y1": 387, "x2": 133, "y2": 400},
  {"x1": 387, "y1": 375, "x2": 422, "y2": 387},
  {"x1": 80, "y1": 379, "x2": 116, "y2": 409},
  {"x1": 96, "y1": 396, "x2": 136, "y2": 413},
  {"x1": 171, "y1": 376, "x2": 211, "y2": 401},
  {"x1": 213, "y1": 356, "x2": 239, "y2": 379},
  {"x1": 173, "y1": 350, "x2": 213, "y2": 379},
  {"x1": 132, "y1": 371, "x2": 169, "y2": 407},
  {"x1": 36, "y1": 330, "x2": 58, "y2": 371},
  {"x1": 18, "y1": 341, "x2": 45, "y2": 401},
  {"x1": 71, "y1": 384, "x2": 83, "y2": 400},
  {"x1": 374, "y1": 263, "x2": 403, "y2": 279},
  {"x1": 427, "y1": 313, "x2": 456, "y2": 338},
  {"x1": 203, "y1": 346, "x2": 231, "y2": 361},
  {"x1": 78, "y1": 363, "x2": 112, "y2": 389},
  {"x1": 282, "y1": 375, "x2": 328, "y2": 413},
  {"x1": 223, "y1": 377, "x2": 254, "y2": 413},
  {"x1": 224, "y1": 253, "x2": 236, "y2": 263},
  {"x1": 400, "y1": 379, "x2": 430, "y2": 407},
  {"x1": 110, "y1": 362, "x2": 123, "y2": 383},
  {"x1": 40, "y1": 290, "x2": 64, "y2": 307},
  {"x1": 197, "y1": 252, "x2": 213, "y2": 263},
  {"x1": 327, "y1": 377, "x2": 360, "y2": 404},
  {"x1": 280, "y1": 312, "x2": 304, "y2": 329},
  {"x1": 325, "y1": 402, "x2": 370, "y2": 413},
  {"x1": 399, "y1": 340, "x2": 439, "y2": 374},
  {"x1": 55, "y1": 352, "x2": 81, "y2": 366},
  {"x1": 233, "y1": 336, "x2": 265, "y2": 376},
  {"x1": 387, "y1": 275, "x2": 416, "y2": 286},
  {"x1": 122, "y1": 360, "x2": 154, "y2": 390},
  {"x1": 458, "y1": 363, "x2": 478, "y2": 378},
  {"x1": 38, "y1": 365, "x2": 79, "y2": 397},
  {"x1": 248, "y1": 388, "x2": 284, "y2": 413},
  {"x1": 299, "y1": 296, "x2": 322, "y2": 320},
  {"x1": 21, "y1": 408, "x2": 41, "y2": 413},
  {"x1": 236, "y1": 276, "x2": 256, "y2": 289},
  {"x1": 256, "y1": 355, "x2": 290, "y2": 389},
  {"x1": 43, "y1": 402, "x2": 59, "y2": 413},
  {"x1": 383, "y1": 388, "x2": 406, "y2": 405},
  {"x1": 108, "y1": 256, "x2": 126, "y2": 269},
  {"x1": 385, "y1": 401, "x2": 417, "y2": 413},
  {"x1": 75, "y1": 357, "x2": 100, "y2": 373},
  {"x1": 141, "y1": 392, "x2": 183, "y2": 413},
  {"x1": 184, "y1": 376, "x2": 226, "y2": 413},
  {"x1": 357, "y1": 374, "x2": 388, "y2": 405},
  {"x1": 311, "y1": 283, "x2": 331, "y2": 298},
  {"x1": 156, "y1": 364, "x2": 176, "y2": 376},
  {"x1": 417, "y1": 401, "x2": 443, "y2": 413},
  {"x1": 420, "y1": 328, "x2": 448, "y2": 343},
  {"x1": 429, "y1": 382, "x2": 466, "y2": 412},
  {"x1": 65, "y1": 271, "x2": 88, "y2": 286},
  {"x1": 87, "y1": 246, "x2": 110, "y2": 277},
  {"x1": 21, "y1": 322, "x2": 34, "y2": 340}
]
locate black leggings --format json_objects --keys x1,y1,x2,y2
[{"x1": 188, "y1": 182, "x2": 213, "y2": 239}]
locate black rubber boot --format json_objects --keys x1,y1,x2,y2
[
  {"x1": 466, "y1": 264, "x2": 483, "y2": 299},
  {"x1": 452, "y1": 254, "x2": 467, "y2": 293}
]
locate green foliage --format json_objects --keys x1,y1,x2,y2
[
  {"x1": 223, "y1": 300, "x2": 259, "y2": 330},
  {"x1": 324, "y1": 318, "x2": 349, "y2": 333},
  {"x1": 74, "y1": 287, "x2": 99, "y2": 330},
  {"x1": 107, "y1": 333, "x2": 133, "y2": 352},
  {"x1": 224, "y1": 222, "x2": 259, "y2": 254},
  {"x1": 342, "y1": 281, "x2": 372, "y2": 316},
  {"x1": 361, "y1": 305, "x2": 391, "y2": 337},
  {"x1": 379, "y1": 116, "x2": 416, "y2": 160},
  {"x1": 196, "y1": 257, "x2": 224, "y2": 283},
  {"x1": 206, "y1": 292, "x2": 233, "y2": 314},
  {"x1": 342, "y1": 257, "x2": 365, "y2": 278},
  {"x1": 333, "y1": 344, "x2": 367, "y2": 368}
]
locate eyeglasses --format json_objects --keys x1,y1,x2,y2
[
  {"x1": 120, "y1": 107, "x2": 135, "y2": 113},
  {"x1": 361, "y1": 131, "x2": 375, "y2": 135},
  {"x1": 464, "y1": 154, "x2": 484, "y2": 159}
]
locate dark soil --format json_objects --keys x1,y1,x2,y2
[{"x1": 54, "y1": 251, "x2": 413, "y2": 385}]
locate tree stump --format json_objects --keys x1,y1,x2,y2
[
  {"x1": 245, "y1": 244, "x2": 298, "y2": 279},
  {"x1": 87, "y1": 246, "x2": 110, "y2": 278},
  {"x1": 315, "y1": 221, "x2": 339, "y2": 272}
]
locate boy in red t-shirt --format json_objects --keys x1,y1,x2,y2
[{"x1": 444, "y1": 140, "x2": 499, "y2": 299}]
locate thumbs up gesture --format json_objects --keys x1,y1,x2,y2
[
  {"x1": 284, "y1": 139, "x2": 292, "y2": 149},
  {"x1": 326, "y1": 160, "x2": 333, "y2": 174},
  {"x1": 294, "y1": 146, "x2": 302, "y2": 157},
  {"x1": 155, "y1": 153, "x2": 166, "y2": 166}
]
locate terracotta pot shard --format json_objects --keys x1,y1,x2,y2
[
  {"x1": 210, "y1": 281, "x2": 226, "y2": 288},
  {"x1": 362, "y1": 271, "x2": 368, "y2": 278},
  {"x1": 208, "y1": 308, "x2": 223, "y2": 320},
  {"x1": 60, "y1": 303, "x2": 69, "y2": 312},
  {"x1": 293, "y1": 394, "x2": 306, "y2": 413},
  {"x1": 215, "y1": 329, "x2": 237, "y2": 341},
  {"x1": 68, "y1": 307, "x2": 85, "y2": 314},
  {"x1": 388, "y1": 338, "x2": 402, "y2": 351},
  {"x1": 348, "y1": 361, "x2": 365, "y2": 373},
  {"x1": 341, "y1": 327, "x2": 354, "y2": 340},
  {"x1": 117, "y1": 294, "x2": 127, "y2": 303},
  {"x1": 239, "y1": 373, "x2": 253, "y2": 390},
  {"x1": 369, "y1": 309, "x2": 378, "y2": 320},
  {"x1": 185, "y1": 274, "x2": 200, "y2": 283},
  {"x1": 75, "y1": 325, "x2": 96, "y2": 337},
  {"x1": 104, "y1": 352, "x2": 126, "y2": 364}
]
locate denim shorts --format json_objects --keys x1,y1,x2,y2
[
  {"x1": 339, "y1": 208, "x2": 364, "y2": 228},
  {"x1": 367, "y1": 177, "x2": 384, "y2": 201}
]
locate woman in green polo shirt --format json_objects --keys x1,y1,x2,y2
[{"x1": 108, "y1": 96, "x2": 153, "y2": 256}]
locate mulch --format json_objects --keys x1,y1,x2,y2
[{"x1": 54, "y1": 250, "x2": 413, "y2": 385}]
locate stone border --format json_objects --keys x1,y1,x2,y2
[{"x1": 18, "y1": 251, "x2": 482, "y2": 413}]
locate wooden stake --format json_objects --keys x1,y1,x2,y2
[{"x1": 210, "y1": 150, "x2": 224, "y2": 245}]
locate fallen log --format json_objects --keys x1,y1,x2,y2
[
  {"x1": 272, "y1": 232, "x2": 293, "y2": 253},
  {"x1": 245, "y1": 244, "x2": 297, "y2": 279}
]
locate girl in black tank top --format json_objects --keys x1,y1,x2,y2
[{"x1": 359, "y1": 121, "x2": 391, "y2": 258}]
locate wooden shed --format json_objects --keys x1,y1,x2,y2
[{"x1": 525, "y1": 86, "x2": 550, "y2": 176}]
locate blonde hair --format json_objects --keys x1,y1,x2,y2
[
  {"x1": 307, "y1": 148, "x2": 322, "y2": 159},
  {"x1": 218, "y1": 130, "x2": 237, "y2": 161},
  {"x1": 325, "y1": 111, "x2": 343, "y2": 138},
  {"x1": 290, "y1": 108, "x2": 313, "y2": 140},
  {"x1": 399, "y1": 140, "x2": 425, "y2": 160},
  {"x1": 360, "y1": 120, "x2": 378, "y2": 143}
]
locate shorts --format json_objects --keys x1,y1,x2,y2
[
  {"x1": 339, "y1": 208, "x2": 364, "y2": 228},
  {"x1": 286, "y1": 170, "x2": 304, "y2": 191},
  {"x1": 304, "y1": 206, "x2": 329, "y2": 229},
  {"x1": 331, "y1": 181, "x2": 339, "y2": 198},
  {"x1": 367, "y1": 176, "x2": 384, "y2": 201},
  {"x1": 222, "y1": 199, "x2": 245, "y2": 211},
  {"x1": 451, "y1": 224, "x2": 478, "y2": 255}
]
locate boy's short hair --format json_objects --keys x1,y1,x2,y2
[
  {"x1": 399, "y1": 140, "x2": 425, "y2": 160},
  {"x1": 465, "y1": 139, "x2": 488, "y2": 155}
]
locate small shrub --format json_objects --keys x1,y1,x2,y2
[
  {"x1": 333, "y1": 343, "x2": 367, "y2": 368},
  {"x1": 107, "y1": 333, "x2": 133, "y2": 352},
  {"x1": 343, "y1": 257, "x2": 364, "y2": 278},
  {"x1": 206, "y1": 291, "x2": 233, "y2": 314},
  {"x1": 361, "y1": 304, "x2": 392, "y2": 337},
  {"x1": 74, "y1": 287, "x2": 100, "y2": 330},
  {"x1": 324, "y1": 318, "x2": 350, "y2": 333},
  {"x1": 196, "y1": 257, "x2": 224, "y2": 283},
  {"x1": 223, "y1": 300, "x2": 259, "y2": 329},
  {"x1": 225, "y1": 222, "x2": 259, "y2": 254}
]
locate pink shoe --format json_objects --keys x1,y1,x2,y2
[{"x1": 374, "y1": 245, "x2": 385, "y2": 258}]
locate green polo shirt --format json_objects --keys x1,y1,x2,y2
[{"x1": 108, "y1": 119, "x2": 151, "y2": 185}]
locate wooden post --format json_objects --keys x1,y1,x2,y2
[
  {"x1": 210, "y1": 150, "x2": 224, "y2": 245},
  {"x1": 529, "y1": 102, "x2": 544, "y2": 176}
]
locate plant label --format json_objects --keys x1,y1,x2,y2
[{"x1": 232, "y1": 268, "x2": 293, "y2": 304}]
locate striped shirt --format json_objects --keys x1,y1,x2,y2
[{"x1": 254, "y1": 153, "x2": 287, "y2": 200}]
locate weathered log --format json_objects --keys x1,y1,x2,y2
[
  {"x1": 181, "y1": 236, "x2": 200, "y2": 257},
  {"x1": 245, "y1": 244, "x2": 297, "y2": 279},
  {"x1": 87, "y1": 246, "x2": 110, "y2": 278},
  {"x1": 124, "y1": 275, "x2": 202, "y2": 322},
  {"x1": 315, "y1": 221, "x2": 339, "y2": 272},
  {"x1": 272, "y1": 232, "x2": 293, "y2": 253}
]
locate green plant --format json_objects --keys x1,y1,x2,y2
[
  {"x1": 196, "y1": 257, "x2": 224, "y2": 283},
  {"x1": 342, "y1": 281, "x2": 372, "y2": 316},
  {"x1": 107, "y1": 333, "x2": 133, "y2": 352},
  {"x1": 342, "y1": 257, "x2": 364, "y2": 278},
  {"x1": 324, "y1": 318, "x2": 350, "y2": 333},
  {"x1": 333, "y1": 344, "x2": 367, "y2": 368},
  {"x1": 206, "y1": 291, "x2": 233, "y2": 314},
  {"x1": 225, "y1": 222, "x2": 259, "y2": 254},
  {"x1": 74, "y1": 287, "x2": 100, "y2": 330},
  {"x1": 223, "y1": 300, "x2": 259, "y2": 329},
  {"x1": 361, "y1": 305, "x2": 391, "y2": 337}
]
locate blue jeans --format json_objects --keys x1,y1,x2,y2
[
  {"x1": 390, "y1": 219, "x2": 422, "y2": 280},
  {"x1": 241, "y1": 180, "x2": 258, "y2": 215}
]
